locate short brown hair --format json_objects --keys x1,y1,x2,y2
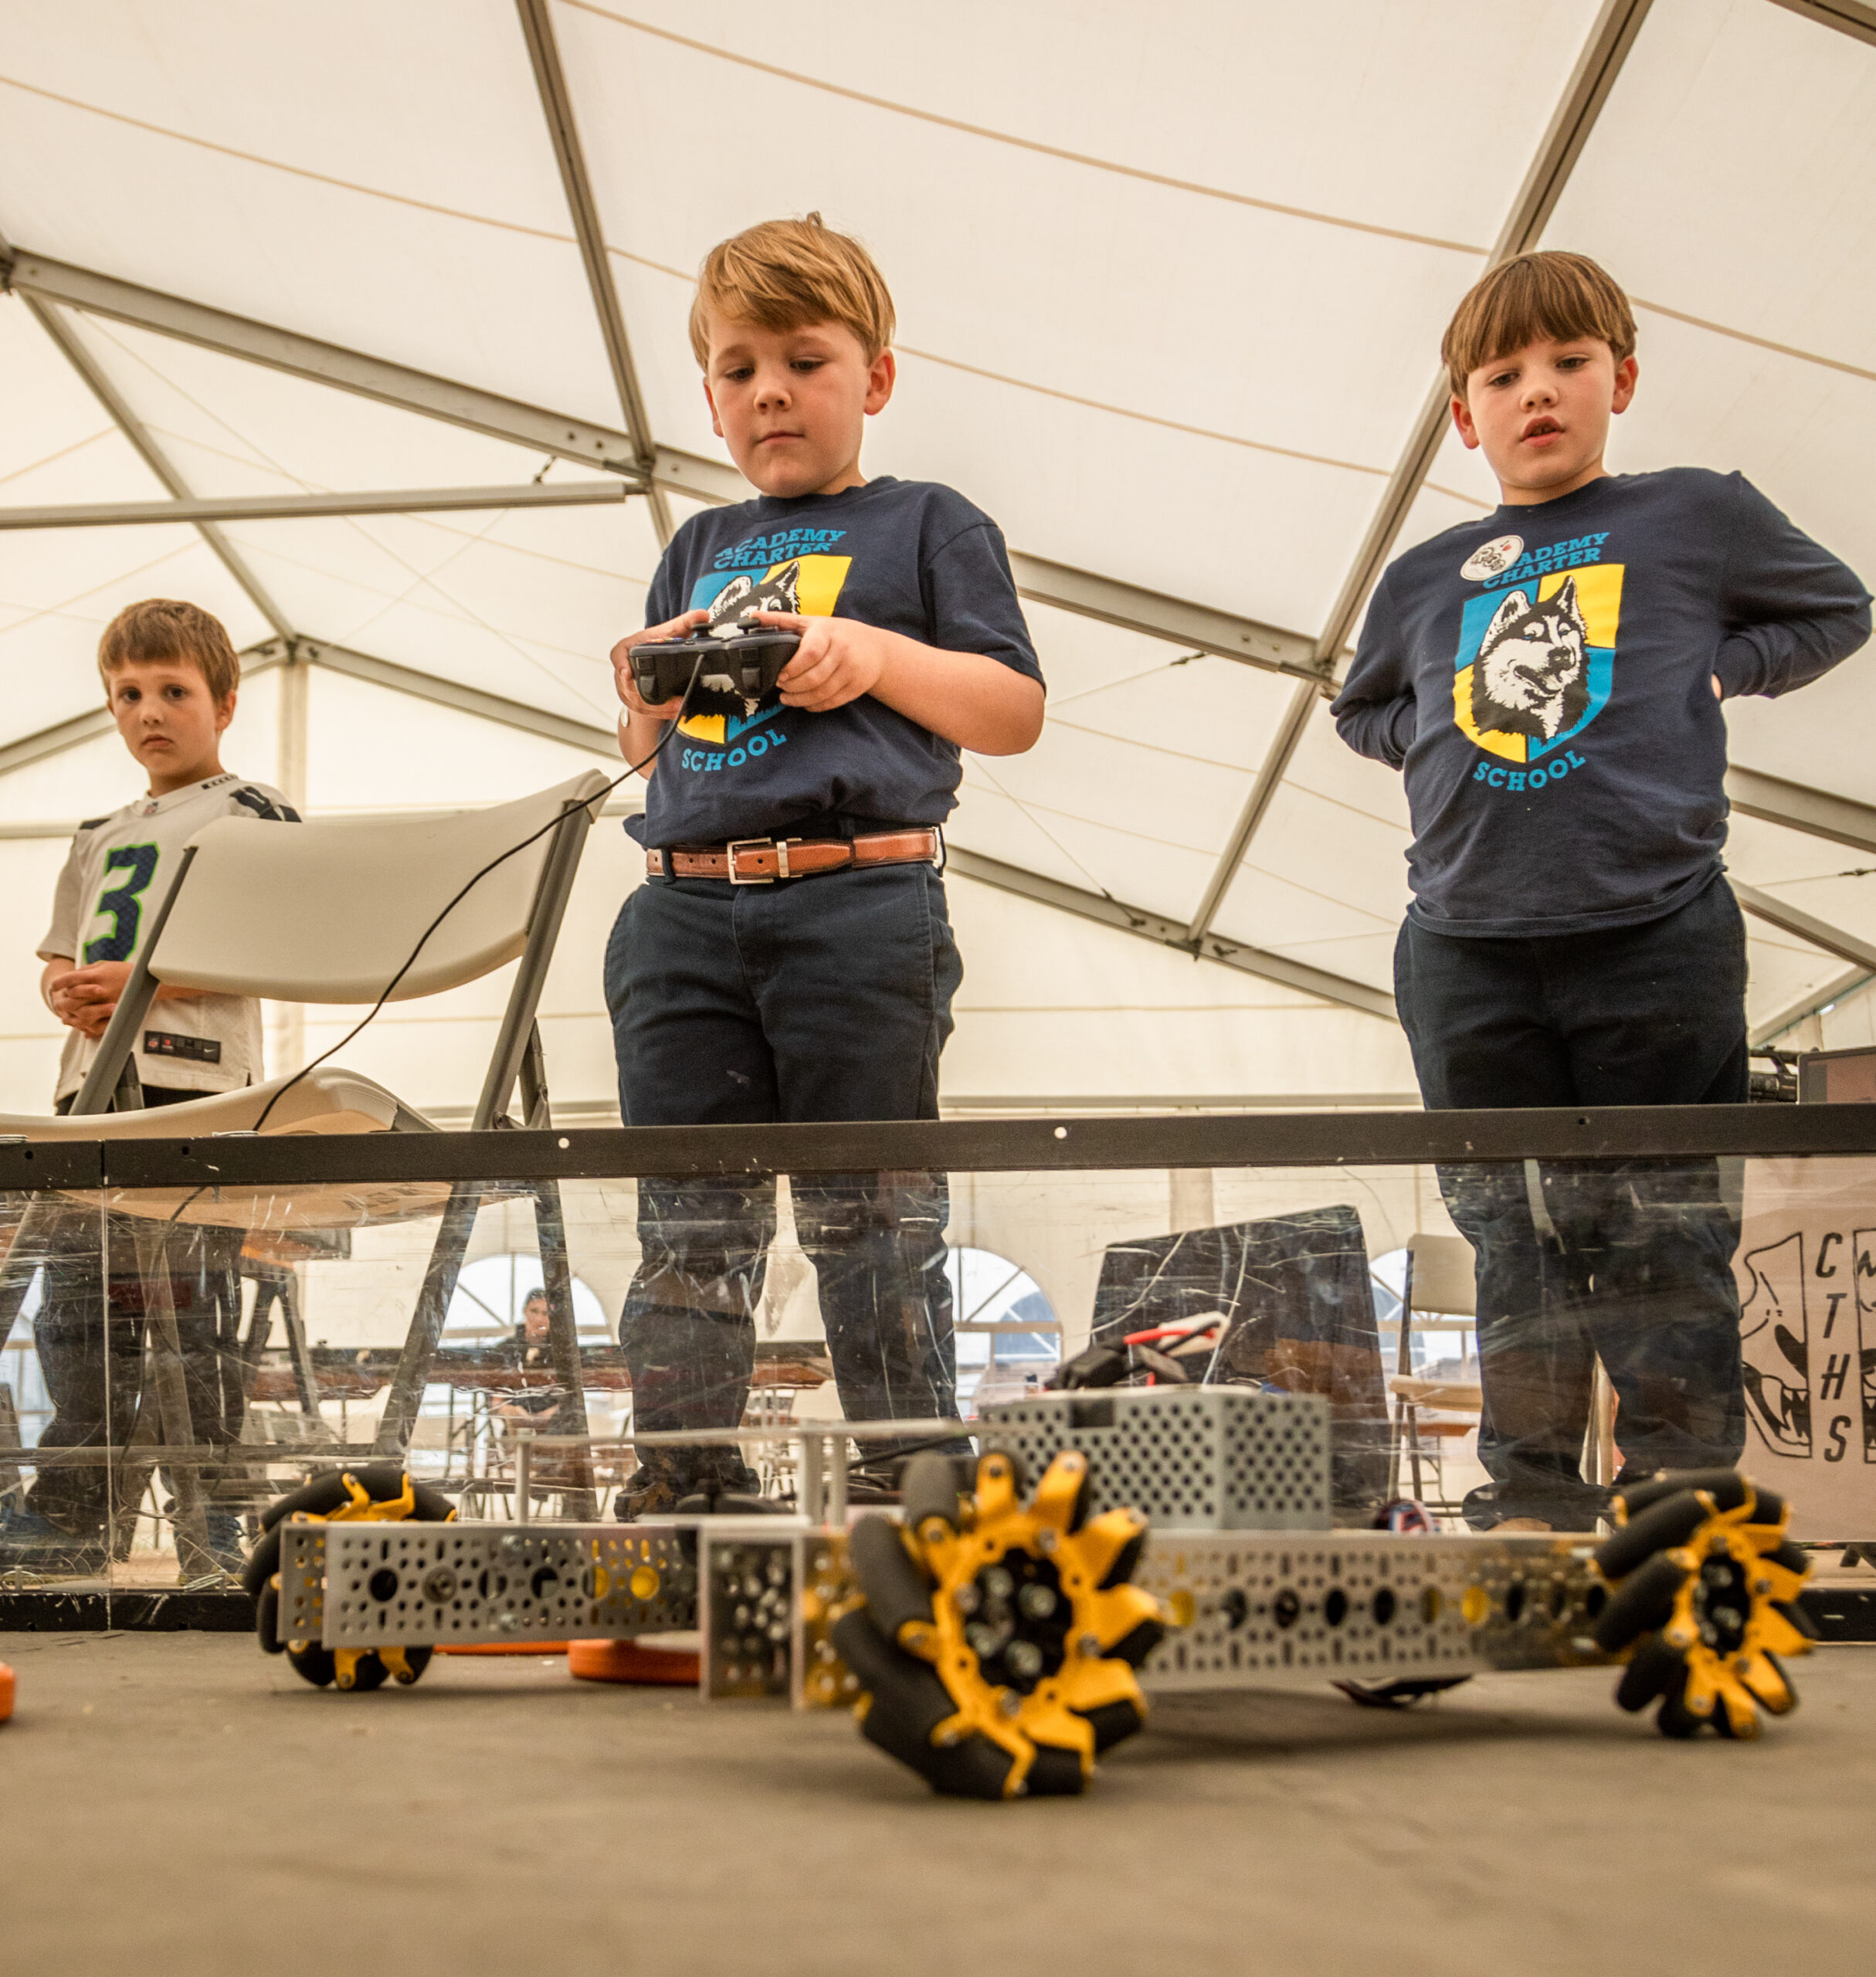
[
  {"x1": 688, "y1": 212, "x2": 895, "y2": 367},
  {"x1": 1441, "y1": 250, "x2": 1636, "y2": 399},
  {"x1": 97, "y1": 599, "x2": 240, "y2": 700}
]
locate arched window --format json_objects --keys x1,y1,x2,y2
[
  {"x1": 946, "y1": 1246, "x2": 1059, "y2": 1414},
  {"x1": 444, "y1": 1253, "x2": 609, "y2": 1340}
]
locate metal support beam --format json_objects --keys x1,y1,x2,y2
[
  {"x1": 2, "y1": 253, "x2": 1328, "y2": 676},
  {"x1": 2, "y1": 248, "x2": 643, "y2": 474},
  {"x1": 945, "y1": 845, "x2": 1396, "y2": 1021},
  {"x1": 22, "y1": 294, "x2": 294, "y2": 639},
  {"x1": 297, "y1": 640, "x2": 617, "y2": 757},
  {"x1": 1181, "y1": 0, "x2": 1657, "y2": 939},
  {"x1": 1766, "y1": 0, "x2": 1876, "y2": 48},
  {"x1": 1735, "y1": 881, "x2": 1876, "y2": 975},
  {"x1": 1727, "y1": 765, "x2": 1876, "y2": 856},
  {"x1": 0, "y1": 644, "x2": 288, "y2": 778},
  {"x1": 1185, "y1": 680, "x2": 1321, "y2": 941},
  {"x1": 1750, "y1": 965, "x2": 1872, "y2": 1049},
  {"x1": 0, "y1": 481, "x2": 633, "y2": 531},
  {"x1": 1008, "y1": 554, "x2": 1323, "y2": 683},
  {"x1": 0, "y1": 707, "x2": 114, "y2": 779},
  {"x1": 514, "y1": 0, "x2": 672, "y2": 543}
]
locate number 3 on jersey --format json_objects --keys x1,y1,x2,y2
[{"x1": 83, "y1": 843, "x2": 160, "y2": 964}]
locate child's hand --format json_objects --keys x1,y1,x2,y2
[
  {"x1": 753, "y1": 612, "x2": 891, "y2": 712},
  {"x1": 47, "y1": 961, "x2": 130, "y2": 1038},
  {"x1": 1713, "y1": 676, "x2": 1724, "y2": 700},
  {"x1": 611, "y1": 609, "x2": 709, "y2": 719}
]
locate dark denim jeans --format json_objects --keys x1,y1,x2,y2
[
  {"x1": 605, "y1": 858, "x2": 965, "y2": 1490},
  {"x1": 1396, "y1": 876, "x2": 1749, "y2": 1528},
  {"x1": 27, "y1": 1211, "x2": 246, "y2": 1541}
]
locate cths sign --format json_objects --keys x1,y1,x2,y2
[{"x1": 1735, "y1": 1158, "x2": 1876, "y2": 1538}]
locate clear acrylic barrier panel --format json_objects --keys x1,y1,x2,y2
[{"x1": 2, "y1": 1124, "x2": 1871, "y2": 1607}]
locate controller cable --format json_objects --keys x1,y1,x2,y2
[{"x1": 247, "y1": 655, "x2": 704, "y2": 1134}]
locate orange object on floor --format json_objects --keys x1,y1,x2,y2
[
  {"x1": 568, "y1": 1639, "x2": 700, "y2": 1686},
  {"x1": 0, "y1": 1662, "x2": 13, "y2": 1722},
  {"x1": 436, "y1": 1642, "x2": 570, "y2": 1657}
]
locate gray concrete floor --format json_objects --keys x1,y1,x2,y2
[{"x1": 2, "y1": 1631, "x2": 1872, "y2": 1977}]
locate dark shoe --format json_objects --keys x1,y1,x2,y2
[
  {"x1": 613, "y1": 1467, "x2": 695, "y2": 1522},
  {"x1": 206, "y1": 1512, "x2": 248, "y2": 1574},
  {"x1": 0, "y1": 1504, "x2": 107, "y2": 1577},
  {"x1": 845, "y1": 1468, "x2": 902, "y2": 1506},
  {"x1": 673, "y1": 1487, "x2": 788, "y2": 1516}
]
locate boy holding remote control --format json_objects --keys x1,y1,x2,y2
[{"x1": 608, "y1": 214, "x2": 1044, "y2": 1515}]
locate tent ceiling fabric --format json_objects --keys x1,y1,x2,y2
[{"x1": 1, "y1": 0, "x2": 1874, "y2": 1111}]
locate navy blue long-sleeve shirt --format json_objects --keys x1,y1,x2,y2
[{"x1": 1331, "y1": 468, "x2": 1871, "y2": 938}]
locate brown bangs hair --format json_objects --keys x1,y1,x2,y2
[
  {"x1": 688, "y1": 212, "x2": 895, "y2": 367},
  {"x1": 1441, "y1": 250, "x2": 1636, "y2": 399},
  {"x1": 97, "y1": 599, "x2": 240, "y2": 700}
]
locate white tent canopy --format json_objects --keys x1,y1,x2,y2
[{"x1": 1, "y1": 0, "x2": 1873, "y2": 1121}]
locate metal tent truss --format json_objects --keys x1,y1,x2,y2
[{"x1": 0, "y1": 0, "x2": 1870, "y2": 1036}]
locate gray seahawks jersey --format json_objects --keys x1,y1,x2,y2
[{"x1": 40, "y1": 771, "x2": 300, "y2": 1102}]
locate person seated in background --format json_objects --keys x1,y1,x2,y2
[
  {"x1": 606, "y1": 215, "x2": 1045, "y2": 1515},
  {"x1": 1332, "y1": 252, "x2": 1872, "y2": 1530},
  {"x1": 0, "y1": 599, "x2": 300, "y2": 1576},
  {"x1": 491, "y1": 1287, "x2": 588, "y2": 1501}
]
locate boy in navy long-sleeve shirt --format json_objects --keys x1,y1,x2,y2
[{"x1": 1332, "y1": 250, "x2": 1871, "y2": 1530}]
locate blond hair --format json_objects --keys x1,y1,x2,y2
[
  {"x1": 688, "y1": 213, "x2": 895, "y2": 366},
  {"x1": 97, "y1": 599, "x2": 240, "y2": 701},
  {"x1": 1441, "y1": 250, "x2": 1637, "y2": 399}
]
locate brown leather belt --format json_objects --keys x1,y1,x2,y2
[{"x1": 647, "y1": 828, "x2": 941, "y2": 884}]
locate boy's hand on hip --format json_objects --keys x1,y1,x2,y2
[
  {"x1": 755, "y1": 612, "x2": 888, "y2": 712},
  {"x1": 610, "y1": 609, "x2": 709, "y2": 720},
  {"x1": 1712, "y1": 676, "x2": 1724, "y2": 700}
]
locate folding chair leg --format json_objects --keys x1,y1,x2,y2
[
  {"x1": 239, "y1": 1273, "x2": 276, "y2": 1399},
  {"x1": 133, "y1": 1228, "x2": 212, "y2": 1579},
  {"x1": 373, "y1": 1182, "x2": 482, "y2": 1459},
  {"x1": 274, "y1": 1270, "x2": 321, "y2": 1421},
  {"x1": 0, "y1": 1199, "x2": 53, "y2": 1362},
  {"x1": 531, "y1": 1176, "x2": 596, "y2": 1520}
]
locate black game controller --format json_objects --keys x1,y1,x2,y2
[{"x1": 633, "y1": 629, "x2": 801, "y2": 707}]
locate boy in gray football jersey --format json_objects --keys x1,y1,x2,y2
[{"x1": 2, "y1": 601, "x2": 298, "y2": 1575}]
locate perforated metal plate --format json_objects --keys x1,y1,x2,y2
[
  {"x1": 700, "y1": 1532, "x2": 798, "y2": 1700},
  {"x1": 278, "y1": 1518, "x2": 1614, "y2": 1705},
  {"x1": 980, "y1": 1389, "x2": 1332, "y2": 1531},
  {"x1": 792, "y1": 1527, "x2": 1613, "y2": 1707},
  {"x1": 1130, "y1": 1530, "x2": 1611, "y2": 1689},
  {"x1": 307, "y1": 1524, "x2": 697, "y2": 1648}
]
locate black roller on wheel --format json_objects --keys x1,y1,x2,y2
[
  {"x1": 1593, "y1": 1470, "x2": 1813, "y2": 1740},
  {"x1": 245, "y1": 1467, "x2": 454, "y2": 1692},
  {"x1": 833, "y1": 1450, "x2": 1165, "y2": 1799}
]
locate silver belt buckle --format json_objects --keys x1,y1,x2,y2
[{"x1": 726, "y1": 837, "x2": 775, "y2": 884}]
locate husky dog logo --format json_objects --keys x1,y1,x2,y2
[
  {"x1": 1471, "y1": 577, "x2": 1591, "y2": 743},
  {"x1": 679, "y1": 550, "x2": 850, "y2": 748},
  {"x1": 706, "y1": 559, "x2": 799, "y2": 636}
]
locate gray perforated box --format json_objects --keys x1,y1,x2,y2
[{"x1": 978, "y1": 1387, "x2": 1332, "y2": 1531}]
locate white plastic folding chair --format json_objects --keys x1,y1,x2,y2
[
  {"x1": 1386, "y1": 1233, "x2": 1482, "y2": 1506},
  {"x1": 0, "y1": 768, "x2": 613, "y2": 1552}
]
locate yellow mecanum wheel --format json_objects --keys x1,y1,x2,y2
[
  {"x1": 831, "y1": 1450, "x2": 1165, "y2": 1799},
  {"x1": 241, "y1": 1464, "x2": 456, "y2": 1691},
  {"x1": 1592, "y1": 1468, "x2": 1817, "y2": 1739}
]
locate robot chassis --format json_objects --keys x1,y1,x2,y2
[{"x1": 253, "y1": 1389, "x2": 1817, "y2": 1797}]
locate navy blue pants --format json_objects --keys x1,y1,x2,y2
[
  {"x1": 1395, "y1": 876, "x2": 1749, "y2": 1528},
  {"x1": 605, "y1": 857, "x2": 965, "y2": 1489}
]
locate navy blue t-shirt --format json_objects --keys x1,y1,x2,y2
[
  {"x1": 635, "y1": 476, "x2": 1040, "y2": 846},
  {"x1": 1331, "y1": 469, "x2": 1871, "y2": 938}
]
